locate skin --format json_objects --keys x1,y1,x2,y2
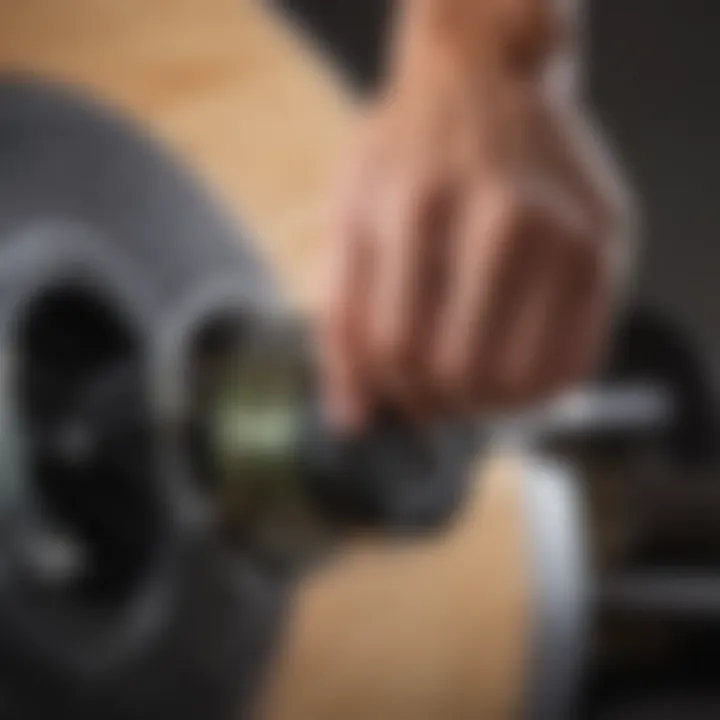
[{"x1": 319, "y1": 0, "x2": 632, "y2": 429}]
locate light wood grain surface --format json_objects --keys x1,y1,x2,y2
[{"x1": 0, "y1": 2, "x2": 530, "y2": 717}]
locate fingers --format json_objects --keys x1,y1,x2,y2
[
  {"x1": 324, "y1": 178, "x2": 608, "y2": 428},
  {"x1": 496, "y1": 219, "x2": 603, "y2": 407},
  {"x1": 318, "y1": 228, "x2": 370, "y2": 431},
  {"x1": 318, "y1": 148, "x2": 378, "y2": 431},
  {"x1": 367, "y1": 180, "x2": 427, "y2": 401},
  {"x1": 365, "y1": 171, "x2": 453, "y2": 418},
  {"x1": 477, "y1": 207, "x2": 567, "y2": 409},
  {"x1": 544, "y1": 238, "x2": 610, "y2": 387},
  {"x1": 433, "y1": 184, "x2": 519, "y2": 408},
  {"x1": 433, "y1": 184, "x2": 607, "y2": 414},
  {"x1": 321, "y1": 101, "x2": 619, "y2": 429}
]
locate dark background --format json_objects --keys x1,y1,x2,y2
[{"x1": 280, "y1": 0, "x2": 720, "y2": 390}]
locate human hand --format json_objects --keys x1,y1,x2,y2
[{"x1": 320, "y1": 0, "x2": 632, "y2": 429}]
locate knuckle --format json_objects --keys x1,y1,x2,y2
[
  {"x1": 413, "y1": 179, "x2": 448, "y2": 226},
  {"x1": 401, "y1": 169, "x2": 440, "y2": 210},
  {"x1": 387, "y1": 178, "x2": 439, "y2": 246},
  {"x1": 476, "y1": 182, "x2": 525, "y2": 257}
]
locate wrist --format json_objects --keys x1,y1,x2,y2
[{"x1": 390, "y1": 0, "x2": 573, "y2": 86}]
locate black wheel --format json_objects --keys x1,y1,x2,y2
[
  {"x1": 0, "y1": 76, "x2": 276, "y2": 312},
  {"x1": 0, "y1": 77, "x2": 280, "y2": 716}
]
